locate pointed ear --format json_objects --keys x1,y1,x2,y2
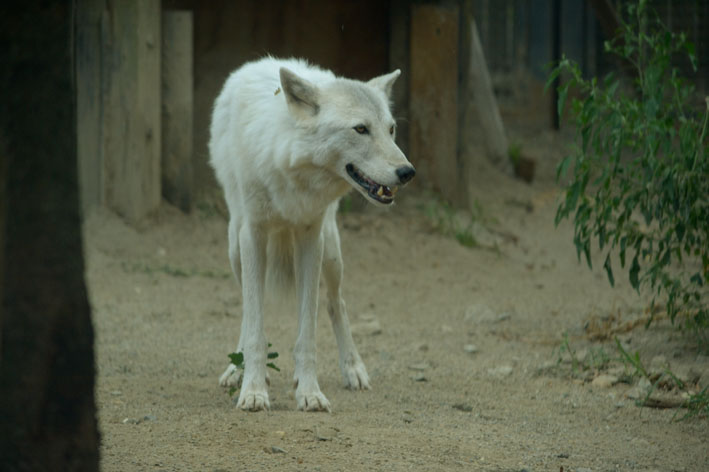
[
  {"x1": 367, "y1": 69, "x2": 401, "y2": 99},
  {"x1": 280, "y1": 67, "x2": 320, "y2": 118}
]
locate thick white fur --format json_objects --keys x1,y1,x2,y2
[{"x1": 209, "y1": 57, "x2": 413, "y2": 412}]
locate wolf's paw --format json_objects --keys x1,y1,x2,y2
[
  {"x1": 342, "y1": 359, "x2": 371, "y2": 390},
  {"x1": 219, "y1": 364, "x2": 242, "y2": 388},
  {"x1": 236, "y1": 384, "x2": 270, "y2": 411},
  {"x1": 294, "y1": 379, "x2": 331, "y2": 412}
]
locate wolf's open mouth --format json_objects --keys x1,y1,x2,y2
[{"x1": 346, "y1": 164, "x2": 397, "y2": 204}]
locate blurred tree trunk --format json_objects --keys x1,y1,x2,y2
[{"x1": 0, "y1": 1, "x2": 100, "y2": 470}]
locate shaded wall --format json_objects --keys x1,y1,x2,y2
[{"x1": 165, "y1": 0, "x2": 391, "y2": 198}]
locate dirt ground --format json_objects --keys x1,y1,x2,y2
[{"x1": 85, "y1": 128, "x2": 708, "y2": 472}]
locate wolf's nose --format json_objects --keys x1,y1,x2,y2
[{"x1": 396, "y1": 166, "x2": 416, "y2": 184}]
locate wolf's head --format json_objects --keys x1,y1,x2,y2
[{"x1": 280, "y1": 67, "x2": 415, "y2": 206}]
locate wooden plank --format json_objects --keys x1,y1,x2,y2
[
  {"x1": 389, "y1": 0, "x2": 410, "y2": 157},
  {"x1": 161, "y1": 10, "x2": 193, "y2": 213},
  {"x1": 409, "y1": 3, "x2": 463, "y2": 206},
  {"x1": 466, "y1": 19, "x2": 510, "y2": 172},
  {"x1": 76, "y1": 0, "x2": 105, "y2": 214},
  {"x1": 101, "y1": 0, "x2": 161, "y2": 221}
]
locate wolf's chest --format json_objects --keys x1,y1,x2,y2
[{"x1": 263, "y1": 166, "x2": 350, "y2": 224}]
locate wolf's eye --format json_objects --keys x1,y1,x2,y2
[
  {"x1": 353, "y1": 125, "x2": 369, "y2": 135},
  {"x1": 389, "y1": 125, "x2": 395, "y2": 135}
]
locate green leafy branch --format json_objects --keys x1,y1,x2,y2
[{"x1": 548, "y1": 0, "x2": 709, "y2": 346}]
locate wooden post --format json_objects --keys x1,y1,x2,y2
[
  {"x1": 101, "y1": 0, "x2": 161, "y2": 222},
  {"x1": 409, "y1": 3, "x2": 464, "y2": 206},
  {"x1": 466, "y1": 19, "x2": 511, "y2": 173},
  {"x1": 389, "y1": 0, "x2": 410, "y2": 157},
  {"x1": 161, "y1": 10, "x2": 194, "y2": 213},
  {"x1": 76, "y1": 0, "x2": 106, "y2": 214}
]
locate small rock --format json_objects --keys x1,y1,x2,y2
[
  {"x1": 274, "y1": 430, "x2": 285, "y2": 438},
  {"x1": 575, "y1": 348, "x2": 589, "y2": 364},
  {"x1": 402, "y1": 413, "x2": 414, "y2": 423},
  {"x1": 463, "y1": 344, "x2": 479, "y2": 354},
  {"x1": 351, "y1": 318, "x2": 382, "y2": 336},
  {"x1": 463, "y1": 303, "x2": 496, "y2": 323},
  {"x1": 650, "y1": 355, "x2": 669, "y2": 372},
  {"x1": 606, "y1": 366, "x2": 626, "y2": 377},
  {"x1": 412, "y1": 373, "x2": 427, "y2": 382},
  {"x1": 452, "y1": 403, "x2": 473, "y2": 412},
  {"x1": 270, "y1": 446, "x2": 286, "y2": 454},
  {"x1": 417, "y1": 343, "x2": 429, "y2": 352},
  {"x1": 626, "y1": 377, "x2": 652, "y2": 399},
  {"x1": 110, "y1": 390, "x2": 123, "y2": 396},
  {"x1": 698, "y1": 369, "x2": 709, "y2": 388},
  {"x1": 122, "y1": 417, "x2": 140, "y2": 425},
  {"x1": 674, "y1": 366, "x2": 701, "y2": 385},
  {"x1": 142, "y1": 414, "x2": 157, "y2": 422},
  {"x1": 314, "y1": 426, "x2": 337, "y2": 441},
  {"x1": 591, "y1": 374, "x2": 618, "y2": 388},
  {"x1": 487, "y1": 365, "x2": 514, "y2": 378}
]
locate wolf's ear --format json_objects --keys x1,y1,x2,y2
[
  {"x1": 367, "y1": 69, "x2": 401, "y2": 99},
  {"x1": 280, "y1": 67, "x2": 320, "y2": 118}
]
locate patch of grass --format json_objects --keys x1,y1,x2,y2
[
  {"x1": 508, "y1": 142, "x2": 522, "y2": 167},
  {"x1": 614, "y1": 337, "x2": 707, "y2": 420},
  {"x1": 420, "y1": 195, "x2": 481, "y2": 249},
  {"x1": 680, "y1": 386, "x2": 709, "y2": 420},
  {"x1": 554, "y1": 332, "x2": 612, "y2": 375},
  {"x1": 614, "y1": 337, "x2": 649, "y2": 378}
]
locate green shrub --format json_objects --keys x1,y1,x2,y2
[{"x1": 548, "y1": 0, "x2": 708, "y2": 346}]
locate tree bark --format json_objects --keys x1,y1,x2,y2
[{"x1": 0, "y1": 1, "x2": 100, "y2": 470}]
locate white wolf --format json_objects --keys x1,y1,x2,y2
[{"x1": 209, "y1": 57, "x2": 415, "y2": 412}]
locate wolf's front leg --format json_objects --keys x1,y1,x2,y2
[
  {"x1": 234, "y1": 224, "x2": 270, "y2": 411},
  {"x1": 293, "y1": 223, "x2": 331, "y2": 412}
]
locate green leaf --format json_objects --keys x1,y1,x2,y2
[
  {"x1": 556, "y1": 155, "x2": 572, "y2": 181},
  {"x1": 690, "y1": 272, "x2": 703, "y2": 287},
  {"x1": 675, "y1": 221, "x2": 685, "y2": 242},
  {"x1": 604, "y1": 253, "x2": 615, "y2": 287},
  {"x1": 266, "y1": 362, "x2": 281, "y2": 372},
  {"x1": 228, "y1": 352, "x2": 244, "y2": 369},
  {"x1": 558, "y1": 83, "x2": 569, "y2": 119},
  {"x1": 629, "y1": 255, "x2": 640, "y2": 290},
  {"x1": 267, "y1": 351, "x2": 279, "y2": 360},
  {"x1": 685, "y1": 41, "x2": 697, "y2": 70},
  {"x1": 544, "y1": 65, "x2": 561, "y2": 92},
  {"x1": 228, "y1": 386, "x2": 237, "y2": 397}
]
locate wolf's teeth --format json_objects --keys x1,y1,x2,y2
[{"x1": 377, "y1": 186, "x2": 384, "y2": 197}]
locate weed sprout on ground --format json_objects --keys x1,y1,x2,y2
[{"x1": 227, "y1": 344, "x2": 280, "y2": 397}]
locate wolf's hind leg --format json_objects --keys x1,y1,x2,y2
[
  {"x1": 219, "y1": 216, "x2": 244, "y2": 388},
  {"x1": 322, "y1": 212, "x2": 371, "y2": 391}
]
